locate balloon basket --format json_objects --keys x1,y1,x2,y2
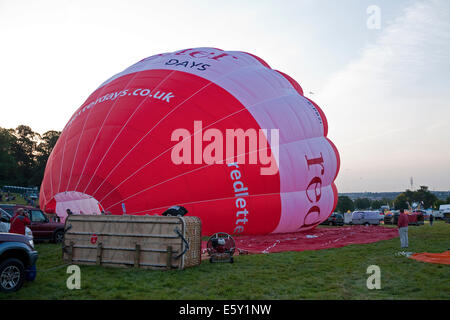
[{"x1": 62, "y1": 215, "x2": 202, "y2": 270}]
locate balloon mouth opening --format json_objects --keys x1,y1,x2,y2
[{"x1": 46, "y1": 191, "x2": 104, "y2": 223}]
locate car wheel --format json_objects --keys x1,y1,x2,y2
[
  {"x1": 53, "y1": 230, "x2": 65, "y2": 243},
  {"x1": 364, "y1": 222, "x2": 370, "y2": 226},
  {"x1": 329, "y1": 221, "x2": 333, "y2": 226},
  {"x1": 0, "y1": 258, "x2": 25, "y2": 293}
]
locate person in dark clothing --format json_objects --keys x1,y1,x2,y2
[
  {"x1": 429, "y1": 213, "x2": 434, "y2": 226},
  {"x1": 9, "y1": 208, "x2": 31, "y2": 235}
]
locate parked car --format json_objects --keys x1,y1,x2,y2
[
  {"x1": 433, "y1": 210, "x2": 444, "y2": 220},
  {"x1": 415, "y1": 209, "x2": 429, "y2": 220},
  {"x1": 351, "y1": 211, "x2": 382, "y2": 226},
  {"x1": 383, "y1": 210, "x2": 401, "y2": 225},
  {"x1": 0, "y1": 209, "x2": 10, "y2": 233},
  {"x1": 320, "y1": 213, "x2": 344, "y2": 226},
  {"x1": 0, "y1": 204, "x2": 65, "y2": 243},
  {"x1": 384, "y1": 211, "x2": 399, "y2": 225},
  {"x1": 408, "y1": 211, "x2": 424, "y2": 226},
  {"x1": 439, "y1": 204, "x2": 450, "y2": 213},
  {"x1": 0, "y1": 232, "x2": 38, "y2": 292},
  {"x1": 439, "y1": 205, "x2": 450, "y2": 222},
  {"x1": 444, "y1": 212, "x2": 450, "y2": 223},
  {"x1": 0, "y1": 204, "x2": 15, "y2": 216}
]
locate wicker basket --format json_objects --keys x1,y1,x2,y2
[{"x1": 62, "y1": 214, "x2": 202, "y2": 270}]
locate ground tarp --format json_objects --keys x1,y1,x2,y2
[
  {"x1": 201, "y1": 225, "x2": 399, "y2": 256},
  {"x1": 410, "y1": 251, "x2": 450, "y2": 265}
]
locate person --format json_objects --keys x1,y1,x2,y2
[
  {"x1": 397, "y1": 209, "x2": 409, "y2": 248},
  {"x1": 66, "y1": 208, "x2": 73, "y2": 216},
  {"x1": 429, "y1": 212, "x2": 434, "y2": 226},
  {"x1": 9, "y1": 208, "x2": 31, "y2": 235},
  {"x1": 49, "y1": 214, "x2": 60, "y2": 223}
]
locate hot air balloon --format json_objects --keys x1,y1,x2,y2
[{"x1": 40, "y1": 47, "x2": 340, "y2": 235}]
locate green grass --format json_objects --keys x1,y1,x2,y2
[
  {"x1": 0, "y1": 193, "x2": 33, "y2": 206},
  {"x1": 2, "y1": 221, "x2": 449, "y2": 300}
]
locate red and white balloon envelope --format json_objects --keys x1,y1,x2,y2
[{"x1": 40, "y1": 48, "x2": 340, "y2": 235}]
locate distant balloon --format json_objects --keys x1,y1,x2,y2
[{"x1": 40, "y1": 47, "x2": 340, "y2": 235}]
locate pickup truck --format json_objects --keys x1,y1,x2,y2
[{"x1": 0, "y1": 232, "x2": 38, "y2": 292}]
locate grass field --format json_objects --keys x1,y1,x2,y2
[
  {"x1": 1, "y1": 221, "x2": 449, "y2": 300},
  {"x1": 0, "y1": 197, "x2": 29, "y2": 206}
]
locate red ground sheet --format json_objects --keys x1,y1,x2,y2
[{"x1": 201, "y1": 225, "x2": 399, "y2": 256}]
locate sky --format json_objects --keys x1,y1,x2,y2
[{"x1": 0, "y1": 0, "x2": 449, "y2": 193}]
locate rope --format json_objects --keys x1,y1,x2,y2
[{"x1": 36, "y1": 263, "x2": 71, "y2": 273}]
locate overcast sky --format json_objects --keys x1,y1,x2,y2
[{"x1": 1, "y1": 0, "x2": 449, "y2": 193}]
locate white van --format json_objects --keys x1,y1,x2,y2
[
  {"x1": 344, "y1": 212, "x2": 353, "y2": 224},
  {"x1": 440, "y1": 204, "x2": 450, "y2": 223},
  {"x1": 433, "y1": 210, "x2": 444, "y2": 220},
  {"x1": 351, "y1": 211, "x2": 383, "y2": 226}
]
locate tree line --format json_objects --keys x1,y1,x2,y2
[
  {"x1": 336, "y1": 185, "x2": 450, "y2": 213},
  {"x1": 0, "y1": 125, "x2": 60, "y2": 187}
]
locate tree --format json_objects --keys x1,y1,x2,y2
[
  {"x1": 381, "y1": 197, "x2": 395, "y2": 209},
  {"x1": 8, "y1": 125, "x2": 40, "y2": 185},
  {"x1": 394, "y1": 193, "x2": 409, "y2": 210},
  {"x1": 394, "y1": 186, "x2": 437, "y2": 210},
  {"x1": 414, "y1": 186, "x2": 437, "y2": 209},
  {"x1": 0, "y1": 125, "x2": 60, "y2": 187},
  {"x1": 336, "y1": 196, "x2": 354, "y2": 213},
  {"x1": 354, "y1": 197, "x2": 371, "y2": 209},
  {"x1": 435, "y1": 199, "x2": 446, "y2": 209},
  {"x1": 371, "y1": 200, "x2": 384, "y2": 210},
  {"x1": 0, "y1": 128, "x2": 19, "y2": 185},
  {"x1": 30, "y1": 130, "x2": 61, "y2": 186}
]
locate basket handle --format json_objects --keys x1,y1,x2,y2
[
  {"x1": 173, "y1": 227, "x2": 189, "y2": 259},
  {"x1": 61, "y1": 224, "x2": 73, "y2": 255},
  {"x1": 64, "y1": 223, "x2": 72, "y2": 234}
]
